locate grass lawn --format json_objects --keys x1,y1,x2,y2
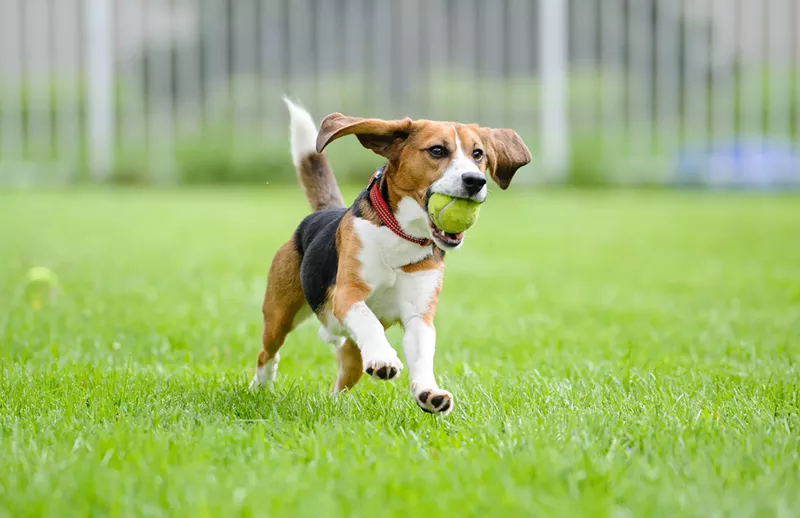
[{"x1": 1, "y1": 186, "x2": 799, "y2": 517}]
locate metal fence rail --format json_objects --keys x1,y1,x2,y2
[{"x1": 0, "y1": 0, "x2": 798, "y2": 186}]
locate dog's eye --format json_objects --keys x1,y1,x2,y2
[
  {"x1": 427, "y1": 145, "x2": 448, "y2": 159},
  {"x1": 472, "y1": 149, "x2": 484, "y2": 161}
]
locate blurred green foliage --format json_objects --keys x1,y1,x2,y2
[{"x1": 1, "y1": 68, "x2": 797, "y2": 187}]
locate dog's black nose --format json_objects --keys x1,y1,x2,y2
[{"x1": 461, "y1": 173, "x2": 487, "y2": 195}]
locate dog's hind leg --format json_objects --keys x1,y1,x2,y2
[
  {"x1": 250, "y1": 239, "x2": 308, "y2": 390},
  {"x1": 317, "y1": 325, "x2": 362, "y2": 393},
  {"x1": 327, "y1": 321, "x2": 394, "y2": 393},
  {"x1": 332, "y1": 339, "x2": 363, "y2": 393}
]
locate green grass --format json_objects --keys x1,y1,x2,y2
[{"x1": 1, "y1": 187, "x2": 799, "y2": 517}]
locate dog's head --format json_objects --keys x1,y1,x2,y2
[{"x1": 316, "y1": 114, "x2": 531, "y2": 249}]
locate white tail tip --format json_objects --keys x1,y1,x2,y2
[{"x1": 283, "y1": 97, "x2": 318, "y2": 166}]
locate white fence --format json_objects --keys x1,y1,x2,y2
[{"x1": 0, "y1": 0, "x2": 798, "y2": 186}]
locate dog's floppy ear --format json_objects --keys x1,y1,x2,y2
[
  {"x1": 316, "y1": 113, "x2": 413, "y2": 160},
  {"x1": 479, "y1": 128, "x2": 532, "y2": 189}
]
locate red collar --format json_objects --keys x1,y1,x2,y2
[{"x1": 368, "y1": 172, "x2": 433, "y2": 247}]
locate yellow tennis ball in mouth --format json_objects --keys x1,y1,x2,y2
[{"x1": 427, "y1": 193, "x2": 481, "y2": 234}]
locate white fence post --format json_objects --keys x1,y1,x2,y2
[
  {"x1": 0, "y1": 0, "x2": 24, "y2": 168},
  {"x1": 86, "y1": 0, "x2": 115, "y2": 181},
  {"x1": 656, "y1": 0, "x2": 680, "y2": 169},
  {"x1": 540, "y1": 0, "x2": 569, "y2": 180},
  {"x1": 629, "y1": 0, "x2": 653, "y2": 159}
]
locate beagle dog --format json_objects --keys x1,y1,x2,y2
[{"x1": 249, "y1": 99, "x2": 531, "y2": 415}]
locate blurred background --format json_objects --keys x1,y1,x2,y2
[{"x1": 0, "y1": 0, "x2": 798, "y2": 188}]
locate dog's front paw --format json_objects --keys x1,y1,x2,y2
[
  {"x1": 249, "y1": 374, "x2": 274, "y2": 392},
  {"x1": 362, "y1": 350, "x2": 403, "y2": 381},
  {"x1": 249, "y1": 377, "x2": 262, "y2": 391},
  {"x1": 415, "y1": 388, "x2": 453, "y2": 415}
]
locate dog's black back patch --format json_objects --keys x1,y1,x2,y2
[{"x1": 294, "y1": 208, "x2": 348, "y2": 314}]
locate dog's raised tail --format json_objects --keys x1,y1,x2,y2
[{"x1": 284, "y1": 98, "x2": 344, "y2": 212}]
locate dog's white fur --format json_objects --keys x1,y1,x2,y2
[
  {"x1": 430, "y1": 126, "x2": 488, "y2": 203},
  {"x1": 320, "y1": 214, "x2": 444, "y2": 399},
  {"x1": 284, "y1": 98, "x2": 318, "y2": 167}
]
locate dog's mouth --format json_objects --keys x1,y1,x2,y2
[
  {"x1": 428, "y1": 224, "x2": 464, "y2": 248},
  {"x1": 424, "y1": 190, "x2": 465, "y2": 249}
]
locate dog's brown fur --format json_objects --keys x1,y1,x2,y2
[
  {"x1": 297, "y1": 153, "x2": 344, "y2": 211},
  {"x1": 257, "y1": 240, "x2": 306, "y2": 369}
]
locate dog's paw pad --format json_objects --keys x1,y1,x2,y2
[
  {"x1": 364, "y1": 358, "x2": 402, "y2": 381},
  {"x1": 415, "y1": 389, "x2": 453, "y2": 415}
]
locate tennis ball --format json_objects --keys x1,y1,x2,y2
[
  {"x1": 25, "y1": 267, "x2": 59, "y2": 310},
  {"x1": 26, "y1": 266, "x2": 58, "y2": 284},
  {"x1": 427, "y1": 193, "x2": 481, "y2": 234}
]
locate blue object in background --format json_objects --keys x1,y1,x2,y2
[{"x1": 676, "y1": 140, "x2": 800, "y2": 189}]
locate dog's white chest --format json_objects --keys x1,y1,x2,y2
[
  {"x1": 352, "y1": 217, "x2": 432, "y2": 285},
  {"x1": 351, "y1": 218, "x2": 441, "y2": 323},
  {"x1": 366, "y1": 268, "x2": 441, "y2": 323}
]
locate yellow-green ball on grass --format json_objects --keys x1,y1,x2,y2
[
  {"x1": 427, "y1": 193, "x2": 481, "y2": 234},
  {"x1": 26, "y1": 266, "x2": 58, "y2": 284},
  {"x1": 25, "y1": 266, "x2": 59, "y2": 310}
]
